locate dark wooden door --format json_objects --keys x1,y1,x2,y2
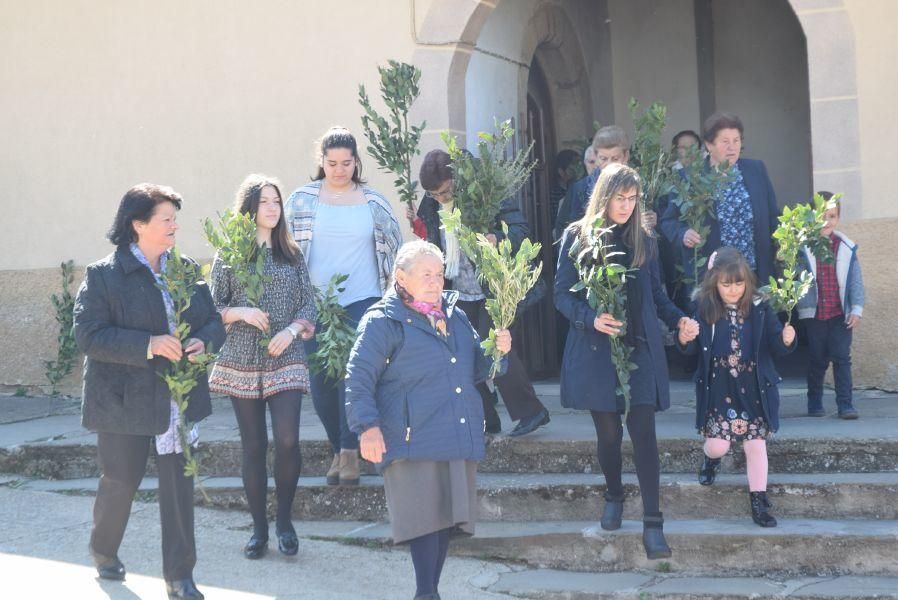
[{"x1": 516, "y1": 60, "x2": 559, "y2": 379}]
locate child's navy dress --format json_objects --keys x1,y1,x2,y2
[{"x1": 702, "y1": 306, "x2": 769, "y2": 441}]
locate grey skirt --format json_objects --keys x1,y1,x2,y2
[{"x1": 383, "y1": 459, "x2": 478, "y2": 544}]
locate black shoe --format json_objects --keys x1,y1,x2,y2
[
  {"x1": 807, "y1": 407, "x2": 826, "y2": 417},
  {"x1": 698, "y1": 456, "x2": 721, "y2": 486},
  {"x1": 96, "y1": 557, "x2": 126, "y2": 581},
  {"x1": 166, "y1": 578, "x2": 205, "y2": 600},
  {"x1": 508, "y1": 408, "x2": 550, "y2": 437},
  {"x1": 243, "y1": 534, "x2": 268, "y2": 560},
  {"x1": 414, "y1": 594, "x2": 440, "y2": 600},
  {"x1": 90, "y1": 545, "x2": 126, "y2": 581},
  {"x1": 749, "y1": 491, "x2": 778, "y2": 527},
  {"x1": 277, "y1": 529, "x2": 298, "y2": 556},
  {"x1": 642, "y1": 513, "x2": 672, "y2": 559},
  {"x1": 838, "y1": 407, "x2": 859, "y2": 420},
  {"x1": 600, "y1": 493, "x2": 624, "y2": 531}
]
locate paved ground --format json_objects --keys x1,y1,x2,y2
[{"x1": 1, "y1": 380, "x2": 896, "y2": 598}]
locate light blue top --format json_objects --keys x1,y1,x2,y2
[{"x1": 308, "y1": 201, "x2": 381, "y2": 306}]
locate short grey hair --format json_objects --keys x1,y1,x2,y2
[
  {"x1": 591, "y1": 125, "x2": 629, "y2": 151},
  {"x1": 392, "y1": 240, "x2": 444, "y2": 278},
  {"x1": 583, "y1": 145, "x2": 595, "y2": 160}
]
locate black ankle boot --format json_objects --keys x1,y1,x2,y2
[
  {"x1": 698, "y1": 456, "x2": 721, "y2": 486},
  {"x1": 642, "y1": 513, "x2": 672, "y2": 559},
  {"x1": 749, "y1": 491, "x2": 777, "y2": 527},
  {"x1": 600, "y1": 492, "x2": 624, "y2": 531}
]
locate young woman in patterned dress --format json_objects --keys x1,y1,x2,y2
[
  {"x1": 680, "y1": 247, "x2": 796, "y2": 527},
  {"x1": 209, "y1": 175, "x2": 317, "y2": 559}
]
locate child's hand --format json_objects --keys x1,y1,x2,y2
[
  {"x1": 782, "y1": 324, "x2": 796, "y2": 346},
  {"x1": 677, "y1": 317, "x2": 700, "y2": 344},
  {"x1": 847, "y1": 314, "x2": 862, "y2": 329}
]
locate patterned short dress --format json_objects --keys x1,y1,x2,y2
[{"x1": 702, "y1": 306, "x2": 769, "y2": 441}]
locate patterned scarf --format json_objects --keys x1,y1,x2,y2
[
  {"x1": 130, "y1": 243, "x2": 176, "y2": 334},
  {"x1": 395, "y1": 282, "x2": 448, "y2": 337}
]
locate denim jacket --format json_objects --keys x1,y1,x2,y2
[{"x1": 797, "y1": 231, "x2": 865, "y2": 321}]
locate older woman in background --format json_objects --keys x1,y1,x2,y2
[
  {"x1": 345, "y1": 240, "x2": 511, "y2": 600},
  {"x1": 661, "y1": 112, "x2": 780, "y2": 293},
  {"x1": 74, "y1": 184, "x2": 225, "y2": 600}
]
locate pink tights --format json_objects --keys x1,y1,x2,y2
[{"x1": 704, "y1": 438, "x2": 768, "y2": 492}]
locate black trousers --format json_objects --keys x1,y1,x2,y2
[
  {"x1": 90, "y1": 432, "x2": 196, "y2": 581},
  {"x1": 456, "y1": 299, "x2": 545, "y2": 422}
]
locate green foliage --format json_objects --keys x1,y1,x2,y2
[
  {"x1": 760, "y1": 193, "x2": 837, "y2": 322},
  {"x1": 359, "y1": 60, "x2": 425, "y2": 227},
  {"x1": 157, "y1": 247, "x2": 217, "y2": 498},
  {"x1": 672, "y1": 147, "x2": 736, "y2": 287},
  {"x1": 628, "y1": 98, "x2": 676, "y2": 212},
  {"x1": 204, "y1": 209, "x2": 271, "y2": 347},
  {"x1": 440, "y1": 208, "x2": 543, "y2": 378},
  {"x1": 45, "y1": 260, "x2": 78, "y2": 394},
  {"x1": 568, "y1": 216, "x2": 639, "y2": 410},
  {"x1": 309, "y1": 274, "x2": 359, "y2": 383},
  {"x1": 441, "y1": 119, "x2": 537, "y2": 233}
]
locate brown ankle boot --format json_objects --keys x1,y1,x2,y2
[
  {"x1": 339, "y1": 449, "x2": 360, "y2": 486},
  {"x1": 325, "y1": 453, "x2": 340, "y2": 486}
]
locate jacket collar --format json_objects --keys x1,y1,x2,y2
[
  {"x1": 114, "y1": 246, "x2": 147, "y2": 275},
  {"x1": 381, "y1": 289, "x2": 459, "y2": 321}
]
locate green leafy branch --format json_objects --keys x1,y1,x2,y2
[
  {"x1": 359, "y1": 60, "x2": 425, "y2": 228},
  {"x1": 628, "y1": 99, "x2": 676, "y2": 213},
  {"x1": 440, "y1": 208, "x2": 542, "y2": 378},
  {"x1": 45, "y1": 260, "x2": 78, "y2": 394},
  {"x1": 568, "y1": 217, "x2": 639, "y2": 411},
  {"x1": 308, "y1": 274, "x2": 358, "y2": 383},
  {"x1": 441, "y1": 119, "x2": 536, "y2": 234},
  {"x1": 158, "y1": 247, "x2": 217, "y2": 500},
  {"x1": 204, "y1": 209, "x2": 271, "y2": 347},
  {"x1": 673, "y1": 147, "x2": 736, "y2": 287},
  {"x1": 760, "y1": 193, "x2": 837, "y2": 322}
]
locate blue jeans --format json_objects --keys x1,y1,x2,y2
[
  {"x1": 806, "y1": 316, "x2": 854, "y2": 411},
  {"x1": 304, "y1": 296, "x2": 379, "y2": 452}
]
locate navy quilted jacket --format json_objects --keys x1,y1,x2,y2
[{"x1": 345, "y1": 290, "x2": 505, "y2": 468}]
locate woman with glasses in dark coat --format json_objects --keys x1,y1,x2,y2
[{"x1": 74, "y1": 183, "x2": 225, "y2": 600}]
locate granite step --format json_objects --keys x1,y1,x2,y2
[{"x1": 15, "y1": 471, "x2": 898, "y2": 521}]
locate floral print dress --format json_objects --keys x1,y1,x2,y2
[{"x1": 702, "y1": 306, "x2": 769, "y2": 441}]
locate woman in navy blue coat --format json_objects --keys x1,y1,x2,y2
[
  {"x1": 660, "y1": 112, "x2": 780, "y2": 298},
  {"x1": 345, "y1": 240, "x2": 510, "y2": 600},
  {"x1": 555, "y1": 163, "x2": 698, "y2": 560}
]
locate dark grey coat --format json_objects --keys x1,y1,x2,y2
[{"x1": 74, "y1": 248, "x2": 225, "y2": 435}]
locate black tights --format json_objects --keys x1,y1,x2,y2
[
  {"x1": 409, "y1": 528, "x2": 451, "y2": 596},
  {"x1": 231, "y1": 390, "x2": 303, "y2": 538},
  {"x1": 590, "y1": 405, "x2": 660, "y2": 515}
]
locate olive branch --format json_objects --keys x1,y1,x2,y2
[
  {"x1": 358, "y1": 60, "x2": 425, "y2": 229},
  {"x1": 440, "y1": 208, "x2": 542, "y2": 378},
  {"x1": 628, "y1": 98, "x2": 677, "y2": 213},
  {"x1": 203, "y1": 209, "x2": 271, "y2": 347},
  {"x1": 45, "y1": 259, "x2": 78, "y2": 394},
  {"x1": 568, "y1": 217, "x2": 639, "y2": 411},
  {"x1": 157, "y1": 247, "x2": 217, "y2": 500},
  {"x1": 308, "y1": 273, "x2": 359, "y2": 383},
  {"x1": 761, "y1": 193, "x2": 836, "y2": 323}
]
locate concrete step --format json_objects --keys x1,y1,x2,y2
[
  {"x1": 4, "y1": 435, "x2": 898, "y2": 480},
  {"x1": 487, "y1": 569, "x2": 898, "y2": 599},
  {"x1": 15, "y1": 471, "x2": 898, "y2": 522},
  {"x1": 300, "y1": 518, "x2": 898, "y2": 577}
]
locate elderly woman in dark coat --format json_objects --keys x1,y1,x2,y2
[
  {"x1": 74, "y1": 183, "x2": 225, "y2": 600},
  {"x1": 345, "y1": 240, "x2": 511, "y2": 600},
  {"x1": 660, "y1": 112, "x2": 780, "y2": 295},
  {"x1": 555, "y1": 164, "x2": 698, "y2": 560}
]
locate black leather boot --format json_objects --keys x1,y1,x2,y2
[
  {"x1": 698, "y1": 456, "x2": 722, "y2": 486},
  {"x1": 642, "y1": 513, "x2": 672, "y2": 559},
  {"x1": 749, "y1": 491, "x2": 777, "y2": 527},
  {"x1": 600, "y1": 492, "x2": 624, "y2": 531},
  {"x1": 166, "y1": 578, "x2": 204, "y2": 599}
]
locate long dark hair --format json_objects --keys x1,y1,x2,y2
[
  {"x1": 234, "y1": 174, "x2": 299, "y2": 265},
  {"x1": 573, "y1": 163, "x2": 648, "y2": 268},
  {"x1": 312, "y1": 126, "x2": 366, "y2": 184},
  {"x1": 696, "y1": 246, "x2": 756, "y2": 323},
  {"x1": 107, "y1": 183, "x2": 182, "y2": 247}
]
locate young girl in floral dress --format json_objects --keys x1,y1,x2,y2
[{"x1": 679, "y1": 247, "x2": 796, "y2": 527}]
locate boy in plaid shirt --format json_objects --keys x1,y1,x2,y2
[{"x1": 797, "y1": 192, "x2": 865, "y2": 419}]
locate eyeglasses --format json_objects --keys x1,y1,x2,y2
[{"x1": 425, "y1": 185, "x2": 453, "y2": 200}]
